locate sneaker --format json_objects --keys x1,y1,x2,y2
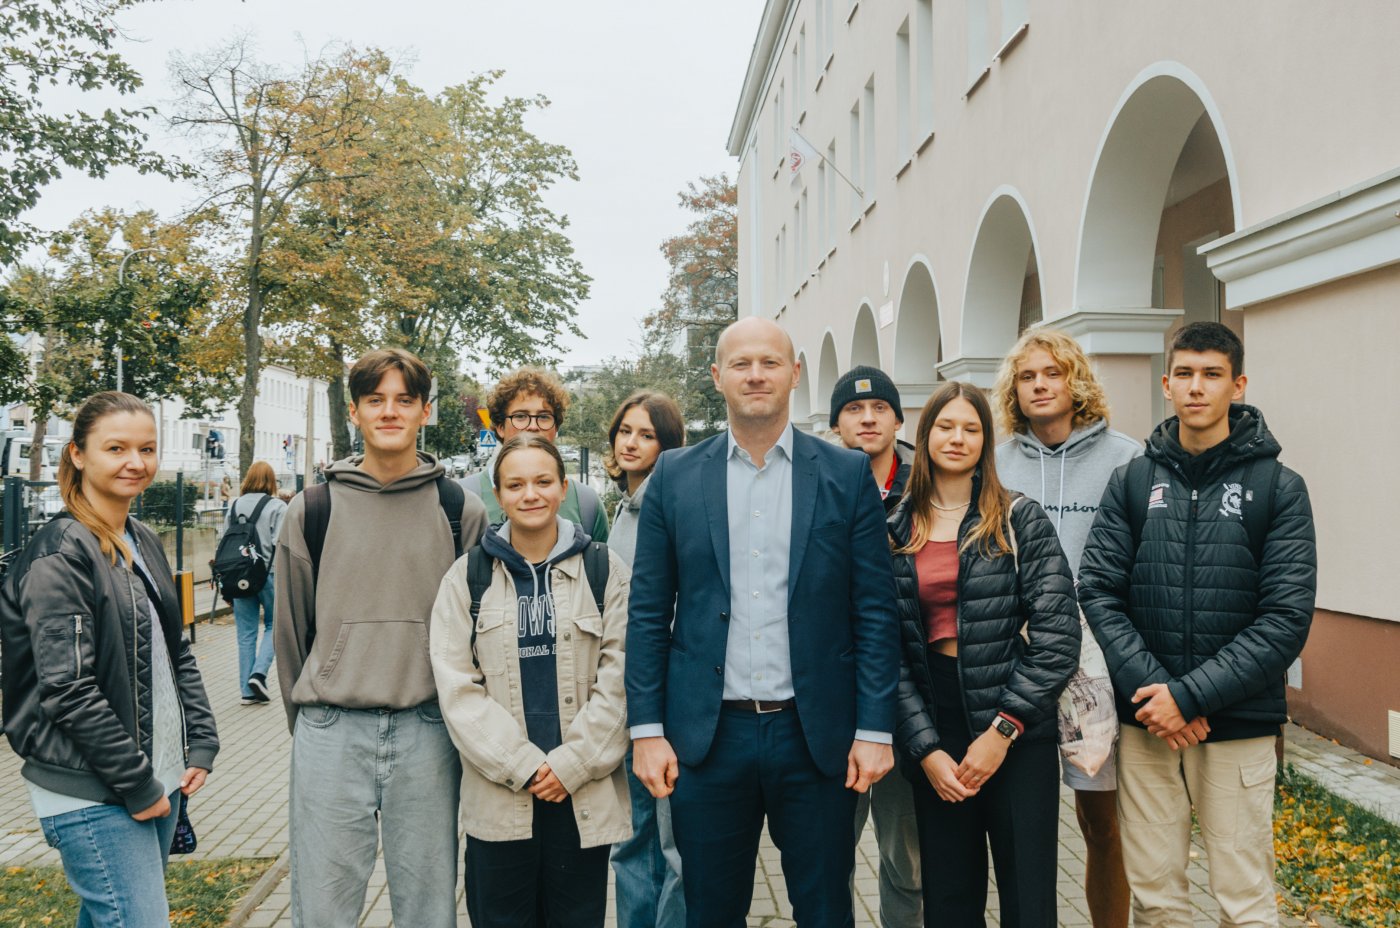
[
  {"x1": 248, "y1": 673, "x2": 270, "y2": 703},
  {"x1": 240, "y1": 696, "x2": 258, "y2": 706}
]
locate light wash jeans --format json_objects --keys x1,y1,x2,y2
[
  {"x1": 289, "y1": 703, "x2": 462, "y2": 928},
  {"x1": 232, "y1": 580, "x2": 276, "y2": 698},
  {"x1": 40, "y1": 790, "x2": 180, "y2": 928},
  {"x1": 609, "y1": 747, "x2": 686, "y2": 928}
]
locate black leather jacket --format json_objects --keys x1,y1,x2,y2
[
  {"x1": 1, "y1": 514, "x2": 219, "y2": 812},
  {"x1": 887, "y1": 486, "x2": 1079, "y2": 764}
]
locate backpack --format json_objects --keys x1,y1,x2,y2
[
  {"x1": 465, "y1": 541, "x2": 610, "y2": 664},
  {"x1": 301, "y1": 475, "x2": 465, "y2": 651},
  {"x1": 1124, "y1": 455, "x2": 1280, "y2": 567},
  {"x1": 212, "y1": 494, "x2": 274, "y2": 599}
]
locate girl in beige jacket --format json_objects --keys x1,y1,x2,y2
[{"x1": 431, "y1": 434, "x2": 631, "y2": 928}]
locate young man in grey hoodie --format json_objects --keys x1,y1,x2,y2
[
  {"x1": 993, "y1": 329, "x2": 1140, "y2": 928},
  {"x1": 830, "y1": 365, "x2": 922, "y2": 928},
  {"x1": 273, "y1": 348, "x2": 489, "y2": 928}
]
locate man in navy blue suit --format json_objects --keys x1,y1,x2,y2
[{"x1": 626, "y1": 317, "x2": 900, "y2": 928}]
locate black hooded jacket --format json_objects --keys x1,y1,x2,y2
[
  {"x1": 1078, "y1": 404, "x2": 1316, "y2": 741},
  {"x1": 1, "y1": 515, "x2": 219, "y2": 813},
  {"x1": 887, "y1": 480, "x2": 1079, "y2": 764}
]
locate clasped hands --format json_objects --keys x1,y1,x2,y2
[
  {"x1": 920, "y1": 727, "x2": 1012, "y2": 803},
  {"x1": 1132, "y1": 682, "x2": 1210, "y2": 750},
  {"x1": 132, "y1": 766, "x2": 209, "y2": 822},
  {"x1": 632, "y1": 736, "x2": 894, "y2": 799}
]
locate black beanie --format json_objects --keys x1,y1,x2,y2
[{"x1": 829, "y1": 365, "x2": 904, "y2": 428}]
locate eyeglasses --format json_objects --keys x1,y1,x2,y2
[{"x1": 506, "y1": 411, "x2": 557, "y2": 429}]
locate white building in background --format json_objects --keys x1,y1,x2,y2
[
  {"x1": 729, "y1": 0, "x2": 1400, "y2": 761},
  {"x1": 156, "y1": 364, "x2": 336, "y2": 479}
]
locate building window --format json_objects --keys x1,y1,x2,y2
[
  {"x1": 917, "y1": 0, "x2": 934, "y2": 137},
  {"x1": 816, "y1": 0, "x2": 834, "y2": 70},
  {"x1": 773, "y1": 81, "x2": 786, "y2": 169},
  {"x1": 798, "y1": 190, "x2": 809, "y2": 281},
  {"x1": 825, "y1": 140, "x2": 838, "y2": 248},
  {"x1": 816, "y1": 159, "x2": 828, "y2": 260},
  {"x1": 966, "y1": 0, "x2": 989, "y2": 88},
  {"x1": 896, "y1": 18, "x2": 912, "y2": 160},
  {"x1": 1001, "y1": 0, "x2": 1028, "y2": 43},
  {"x1": 849, "y1": 100, "x2": 862, "y2": 218},
  {"x1": 861, "y1": 77, "x2": 876, "y2": 203},
  {"x1": 795, "y1": 27, "x2": 807, "y2": 117}
]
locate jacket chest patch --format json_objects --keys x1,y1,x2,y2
[
  {"x1": 1218, "y1": 482, "x2": 1253, "y2": 518},
  {"x1": 1148, "y1": 482, "x2": 1169, "y2": 510}
]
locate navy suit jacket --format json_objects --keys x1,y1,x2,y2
[{"x1": 625, "y1": 428, "x2": 900, "y2": 778}]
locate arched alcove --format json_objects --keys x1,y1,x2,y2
[
  {"x1": 850, "y1": 303, "x2": 881, "y2": 368},
  {"x1": 962, "y1": 190, "x2": 1043, "y2": 359}
]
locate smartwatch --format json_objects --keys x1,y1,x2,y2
[{"x1": 991, "y1": 716, "x2": 1020, "y2": 743}]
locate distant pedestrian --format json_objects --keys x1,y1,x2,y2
[
  {"x1": 888, "y1": 381, "x2": 1079, "y2": 928},
  {"x1": 432, "y1": 434, "x2": 631, "y2": 928},
  {"x1": 0, "y1": 391, "x2": 219, "y2": 928},
  {"x1": 602, "y1": 391, "x2": 688, "y2": 928},
  {"x1": 462, "y1": 367, "x2": 610, "y2": 541},
  {"x1": 1079, "y1": 322, "x2": 1317, "y2": 927},
  {"x1": 224, "y1": 461, "x2": 287, "y2": 705}
]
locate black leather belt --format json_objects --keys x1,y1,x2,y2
[{"x1": 722, "y1": 698, "x2": 796, "y2": 714}]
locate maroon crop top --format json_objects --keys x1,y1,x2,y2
[{"x1": 916, "y1": 540, "x2": 959, "y2": 644}]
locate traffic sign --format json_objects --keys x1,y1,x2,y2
[{"x1": 478, "y1": 429, "x2": 498, "y2": 450}]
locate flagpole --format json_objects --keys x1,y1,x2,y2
[{"x1": 791, "y1": 126, "x2": 864, "y2": 199}]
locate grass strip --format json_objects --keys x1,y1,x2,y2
[
  {"x1": 0, "y1": 857, "x2": 274, "y2": 927},
  {"x1": 1275, "y1": 764, "x2": 1399, "y2": 928}
]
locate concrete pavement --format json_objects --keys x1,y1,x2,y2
[{"x1": 3, "y1": 620, "x2": 1376, "y2": 925}]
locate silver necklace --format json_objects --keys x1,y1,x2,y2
[{"x1": 930, "y1": 499, "x2": 971, "y2": 512}]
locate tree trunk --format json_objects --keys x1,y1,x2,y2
[
  {"x1": 328, "y1": 340, "x2": 352, "y2": 460},
  {"x1": 237, "y1": 220, "x2": 264, "y2": 481},
  {"x1": 27, "y1": 335, "x2": 54, "y2": 482}
]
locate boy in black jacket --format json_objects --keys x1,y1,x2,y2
[{"x1": 1078, "y1": 322, "x2": 1316, "y2": 928}]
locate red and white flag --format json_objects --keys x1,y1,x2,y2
[{"x1": 788, "y1": 128, "x2": 821, "y2": 189}]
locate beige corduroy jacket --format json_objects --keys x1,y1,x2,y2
[{"x1": 429, "y1": 543, "x2": 632, "y2": 847}]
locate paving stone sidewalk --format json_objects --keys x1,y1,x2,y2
[{"x1": 4, "y1": 620, "x2": 1387, "y2": 925}]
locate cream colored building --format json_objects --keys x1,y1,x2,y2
[{"x1": 729, "y1": 1, "x2": 1400, "y2": 762}]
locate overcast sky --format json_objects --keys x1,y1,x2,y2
[{"x1": 21, "y1": 0, "x2": 762, "y2": 369}]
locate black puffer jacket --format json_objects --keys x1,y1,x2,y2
[
  {"x1": 1, "y1": 514, "x2": 219, "y2": 813},
  {"x1": 1078, "y1": 405, "x2": 1316, "y2": 741},
  {"x1": 888, "y1": 483, "x2": 1079, "y2": 763}
]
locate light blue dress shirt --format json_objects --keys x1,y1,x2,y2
[{"x1": 631, "y1": 425, "x2": 889, "y2": 745}]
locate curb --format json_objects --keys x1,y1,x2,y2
[{"x1": 224, "y1": 850, "x2": 289, "y2": 928}]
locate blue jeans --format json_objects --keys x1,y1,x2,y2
[
  {"x1": 40, "y1": 790, "x2": 180, "y2": 928},
  {"x1": 232, "y1": 581, "x2": 276, "y2": 697},
  {"x1": 289, "y1": 704, "x2": 461, "y2": 928},
  {"x1": 610, "y1": 747, "x2": 686, "y2": 928}
]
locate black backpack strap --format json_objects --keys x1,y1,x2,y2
[
  {"x1": 1125, "y1": 456, "x2": 1156, "y2": 555},
  {"x1": 581, "y1": 541, "x2": 610, "y2": 615},
  {"x1": 1242, "y1": 458, "x2": 1281, "y2": 568},
  {"x1": 303, "y1": 483, "x2": 331, "y2": 585},
  {"x1": 466, "y1": 545, "x2": 494, "y2": 665},
  {"x1": 436, "y1": 475, "x2": 465, "y2": 558},
  {"x1": 243, "y1": 492, "x2": 273, "y2": 526}
]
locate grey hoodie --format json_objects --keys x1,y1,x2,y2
[
  {"x1": 995, "y1": 420, "x2": 1141, "y2": 575},
  {"x1": 607, "y1": 474, "x2": 649, "y2": 568},
  {"x1": 273, "y1": 452, "x2": 489, "y2": 729}
]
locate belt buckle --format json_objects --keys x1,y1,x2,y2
[{"x1": 753, "y1": 699, "x2": 782, "y2": 714}]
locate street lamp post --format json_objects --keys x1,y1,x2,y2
[{"x1": 107, "y1": 229, "x2": 157, "y2": 394}]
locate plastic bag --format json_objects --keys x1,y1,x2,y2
[{"x1": 1057, "y1": 607, "x2": 1119, "y2": 777}]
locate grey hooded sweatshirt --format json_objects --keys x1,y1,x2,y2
[
  {"x1": 995, "y1": 420, "x2": 1141, "y2": 574},
  {"x1": 273, "y1": 453, "x2": 489, "y2": 730}
]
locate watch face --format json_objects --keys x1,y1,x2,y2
[{"x1": 995, "y1": 719, "x2": 1016, "y2": 738}]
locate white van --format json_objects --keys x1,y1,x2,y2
[{"x1": 1, "y1": 431, "x2": 63, "y2": 482}]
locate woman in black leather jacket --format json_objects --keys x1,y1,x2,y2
[
  {"x1": 887, "y1": 382, "x2": 1077, "y2": 928},
  {"x1": 0, "y1": 392, "x2": 218, "y2": 927}
]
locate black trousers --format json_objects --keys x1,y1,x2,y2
[
  {"x1": 908, "y1": 652, "x2": 1060, "y2": 928},
  {"x1": 464, "y1": 797, "x2": 610, "y2": 928},
  {"x1": 670, "y1": 705, "x2": 859, "y2": 928}
]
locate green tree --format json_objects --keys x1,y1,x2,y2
[{"x1": 0, "y1": 0, "x2": 187, "y2": 267}]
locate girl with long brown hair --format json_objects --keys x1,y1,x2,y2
[
  {"x1": 0, "y1": 391, "x2": 219, "y2": 927},
  {"x1": 886, "y1": 381, "x2": 1078, "y2": 927},
  {"x1": 225, "y1": 460, "x2": 286, "y2": 705}
]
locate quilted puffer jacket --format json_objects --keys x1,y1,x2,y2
[
  {"x1": 1078, "y1": 405, "x2": 1316, "y2": 741},
  {"x1": 888, "y1": 482, "x2": 1079, "y2": 764},
  {"x1": 1, "y1": 514, "x2": 219, "y2": 813}
]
